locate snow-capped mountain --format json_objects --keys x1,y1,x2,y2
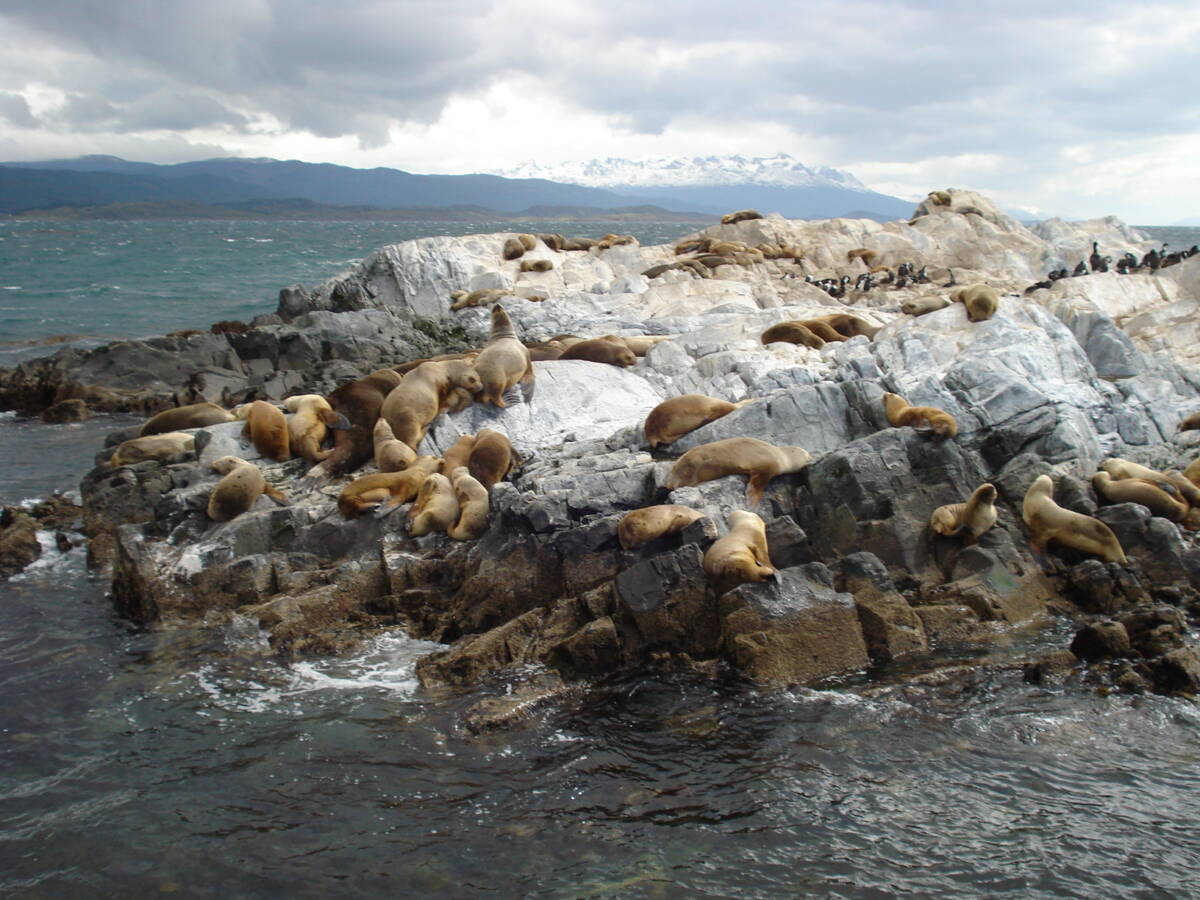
[{"x1": 495, "y1": 154, "x2": 870, "y2": 192}]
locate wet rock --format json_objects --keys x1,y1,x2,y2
[
  {"x1": 836, "y1": 551, "x2": 927, "y2": 662},
  {"x1": 40, "y1": 398, "x2": 91, "y2": 423},
  {"x1": 1069, "y1": 620, "x2": 1132, "y2": 661},
  {"x1": 912, "y1": 605, "x2": 982, "y2": 645},
  {"x1": 0, "y1": 508, "x2": 42, "y2": 579},
  {"x1": 1023, "y1": 649, "x2": 1078, "y2": 685},
  {"x1": 1063, "y1": 559, "x2": 1151, "y2": 614},
  {"x1": 1147, "y1": 648, "x2": 1200, "y2": 695}
]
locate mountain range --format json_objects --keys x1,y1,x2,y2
[{"x1": 0, "y1": 154, "x2": 916, "y2": 221}]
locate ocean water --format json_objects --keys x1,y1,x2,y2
[{"x1": 3, "y1": 220, "x2": 1200, "y2": 896}]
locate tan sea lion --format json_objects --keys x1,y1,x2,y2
[
  {"x1": 234, "y1": 400, "x2": 290, "y2": 462},
  {"x1": 440, "y1": 433, "x2": 477, "y2": 475},
  {"x1": 796, "y1": 320, "x2": 848, "y2": 343},
  {"x1": 408, "y1": 473, "x2": 459, "y2": 537},
  {"x1": 928, "y1": 190, "x2": 953, "y2": 206},
  {"x1": 558, "y1": 335, "x2": 637, "y2": 367},
  {"x1": 1023, "y1": 474, "x2": 1127, "y2": 564},
  {"x1": 1091, "y1": 471, "x2": 1188, "y2": 522},
  {"x1": 597, "y1": 233, "x2": 637, "y2": 250},
  {"x1": 373, "y1": 418, "x2": 418, "y2": 473},
  {"x1": 1101, "y1": 458, "x2": 1200, "y2": 507},
  {"x1": 703, "y1": 510, "x2": 777, "y2": 592},
  {"x1": 447, "y1": 469, "x2": 490, "y2": 541},
  {"x1": 562, "y1": 237, "x2": 597, "y2": 251},
  {"x1": 618, "y1": 505, "x2": 706, "y2": 550},
  {"x1": 519, "y1": 259, "x2": 553, "y2": 273},
  {"x1": 473, "y1": 305, "x2": 534, "y2": 407},
  {"x1": 950, "y1": 284, "x2": 1000, "y2": 322},
  {"x1": 139, "y1": 401, "x2": 235, "y2": 436},
  {"x1": 535, "y1": 233, "x2": 564, "y2": 251},
  {"x1": 1185, "y1": 457, "x2": 1200, "y2": 487},
  {"x1": 306, "y1": 368, "x2": 404, "y2": 482},
  {"x1": 675, "y1": 238, "x2": 710, "y2": 255},
  {"x1": 468, "y1": 428, "x2": 520, "y2": 490},
  {"x1": 901, "y1": 296, "x2": 951, "y2": 316},
  {"x1": 644, "y1": 394, "x2": 755, "y2": 448},
  {"x1": 548, "y1": 333, "x2": 584, "y2": 348},
  {"x1": 526, "y1": 342, "x2": 565, "y2": 361},
  {"x1": 282, "y1": 394, "x2": 348, "y2": 463},
  {"x1": 846, "y1": 247, "x2": 876, "y2": 266},
  {"x1": 109, "y1": 432, "x2": 195, "y2": 467},
  {"x1": 207, "y1": 456, "x2": 287, "y2": 522},
  {"x1": 380, "y1": 359, "x2": 482, "y2": 450},
  {"x1": 394, "y1": 351, "x2": 478, "y2": 375},
  {"x1": 618, "y1": 335, "x2": 676, "y2": 356},
  {"x1": 806, "y1": 314, "x2": 881, "y2": 340},
  {"x1": 337, "y1": 456, "x2": 440, "y2": 519},
  {"x1": 930, "y1": 483, "x2": 998, "y2": 545},
  {"x1": 451, "y1": 288, "x2": 508, "y2": 312},
  {"x1": 709, "y1": 240, "x2": 748, "y2": 256},
  {"x1": 720, "y1": 209, "x2": 762, "y2": 225},
  {"x1": 761, "y1": 322, "x2": 825, "y2": 349},
  {"x1": 666, "y1": 437, "x2": 811, "y2": 505},
  {"x1": 502, "y1": 237, "x2": 527, "y2": 260},
  {"x1": 883, "y1": 392, "x2": 958, "y2": 439}
]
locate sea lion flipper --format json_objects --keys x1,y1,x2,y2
[
  {"x1": 501, "y1": 385, "x2": 523, "y2": 406},
  {"x1": 746, "y1": 473, "x2": 769, "y2": 506},
  {"x1": 264, "y1": 484, "x2": 290, "y2": 506}
]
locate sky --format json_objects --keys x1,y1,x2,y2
[{"x1": 1, "y1": 0, "x2": 1197, "y2": 224}]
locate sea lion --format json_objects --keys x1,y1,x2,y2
[
  {"x1": 473, "y1": 305, "x2": 534, "y2": 407},
  {"x1": 139, "y1": 401, "x2": 235, "y2": 436},
  {"x1": 548, "y1": 333, "x2": 584, "y2": 348},
  {"x1": 761, "y1": 322, "x2": 825, "y2": 349},
  {"x1": 708, "y1": 240, "x2": 748, "y2": 256},
  {"x1": 901, "y1": 295, "x2": 951, "y2": 316},
  {"x1": 703, "y1": 510, "x2": 777, "y2": 592},
  {"x1": 846, "y1": 248, "x2": 876, "y2": 266},
  {"x1": 1023, "y1": 474, "x2": 1127, "y2": 564},
  {"x1": 950, "y1": 284, "x2": 999, "y2": 322},
  {"x1": 558, "y1": 335, "x2": 637, "y2": 367},
  {"x1": 930, "y1": 483, "x2": 998, "y2": 545},
  {"x1": 562, "y1": 237, "x2": 597, "y2": 251},
  {"x1": 644, "y1": 394, "x2": 756, "y2": 448},
  {"x1": 207, "y1": 456, "x2": 287, "y2": 522},
  {"x1": 502, "y1": 237, "x2": 527, "y2": 260},
  {"x1": 720, "y1": 209, "x2": 763, "y2": 225},
  {"x1": 618, "y1": 504, "x2": 706, "y2": 550},
  {"x1": 526, "y1": 342, "x2": 565, "y2": 361},
  {"x1": 618, "y1": 335, "x2": 675, "y2": 357},
  {"x1": 597, "y1": 233, "x2": 637, "y2": 250},
  {"x1": 393, "y1": 351, "x2": 478, "y2": 375},
  {"x1": 450, "y1": 288, "x2": 508, "y2": 311},
  {"x1": 281, "y1": 394, "x2": 349, "y2": 464},
  {"x1": 373, "y1": 418, "x2": 418, "y2": 473},
  {"x1": 109, "y1": 432, "x2": 195, "y2": 467},
  {"x1": 448, "y1": 468, "x2": 490, "y2": 541},
  {"x1": 1101, "y1": 458, "x2": 1200, "y2": 508},
  {"x1": 795, "y1": 319, "x2": 847, "y2": 343},
  {"x1": 927, "y1": 190, "x2": 952, "y2": 206},
  {"x1": 517, "y1": 233, "x2": 537, "y2": 252},
  {"x1": 306, "y1": 368, "x2": 404, "y2": 482},
  {"x1": 806, "y1": 313, "x2": 881, "y2": 340},
  {"x1": 337, "y1": 456, "x2": 440, "y2": 519},
  {"x1": 380, "y1": 359, "x2": 483, "y2": 450},
  {"x1": 667, "y1": 437, "x2": 811, "y2": 505},
  {"x1": 883, "y1": 392, "x2": 958, "y2": 439},
  {"x1": 468, "y1": 428, "x2": 520, "y2": 490},
  {"x1": 1091, "y1": 471, "x2": 1188, "y2": 522},
  {"x1": 233, "y1": 400, "x2": 290, "y2": 462},
  {"x1": 1179, "y1": 412, "x2": 1200, "y2": 432},
  {"x1": 519, "y1": 259, "x2": 553, "y2": 273},
  {"x1": 407, "y1": 473, "x2": 459, "y2": 537},
  {"x1": 440, "y1": 433, "x2": 477, "y2": 475},
  {"x1": 535, "y1": 233, "x2": 564, "y2": 252},
  {"x1": 1185, "y1": 457, "x2": 1200, "y2": 488},
  {"x1": 675, "y1": 238, "x2": 710, "y2": 255}
]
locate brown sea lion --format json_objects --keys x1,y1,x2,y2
[
  {"x1": 562, "y1": 237, "x2": 597, "y2": 251},
  {"x1": 644, "y1": 394, "x2": 756, "y2": 448},
  {"x1": 519, "y1": 259, "x2": 554, "y2": 273},
  {"x1": 806, "y1": 314, "x2": 881, "y2": 340},
  {"x1": 1185, "y1": 457, "x2": 1200, "y2": 487},
  {"x1": 473, "y1": 305, "x2": 534, "y2": 407},
  {"x1": 373, "y1": 418, "x2": 418, "y2": 473},
  {"x1": 282, "y1": 394, "x2": 349, "y2": 464},
  {"x1": 796, "y1": 320, "x2": 848, "y2": 343},
  {"x1": 451, "y1": 288, "x2": 508, "y2": 312},
  {"x1": 408, "y1": 473, "x2": 459, "y2": 537},
  {"x1": 1179, "y1": 412, "x2": 1200, "y2": 432},
  {"x1": 675, "y1": 238, "x2": 710, "y2": 255},
  {"x1": 306, "y1": 369, "x2": 404, "y2": 483},
  {"x1": 139, "y1": 401, "x2": 235, "y2": 436},
  {"x1": 207, "y1": 456, "x2": 287, "y2": 522},
  {"x1": 761, "y1": 322, "x2": 825, "y2": 349},
  {"x1": 597, "y1": 234, "x2": 637, "y2": 250},
  {"x1": 558, "y1": 335, "x2": 637, "y2": 367},
  {"x1": 1091, "y1": 471, "x2": 1188, "y2": 522},
  {"x1": 901, "y1": 296, "x2": 951, "y2": 316},
  {"x1": 517, "y1": 233, "x2": 537, "y2": 252},
  {"x1": 1023, "y1": 474, "x2": 1127, "y2": 564},
  {"x1": 928, "y1": 190, "x2": 952, "y2": 206},
  {"x1": 883, "y1": 392, "x2": 958, "y2": 439},
  {"x1": 950, "y1": 284, "x2": 1000, "y2": 322},
  {"x1": 720, "y1": 209, "x2": 763, "y2": 225},
  {"x1": 618, "y1": 504, "x2": 706, "y2": 550},
  {"x1": 109, "y1": 432, "x2": 194, "y2": 467},
  {"x1": 641, "y1": 263, "x2": 678, "y2": 279},
  {"x1": 703, "y1": 510, "x2": 777, "y2": 592},
  {"x1": 846, "y1": 248, "x2": 876, "y2": 266},
  {"x1": 548, "y1": 333, "x2": 584, "y2": 348},
  {"x1": 337, "y1": 456, "x2": 440, "y2": 519},
  {"x1": 535, "y1": 233, "x2": 564, "y2": 251},
  {"x1": 667, "y1": 437, "x2": 812, "y2": 505},
  {"x1": 234, "y1": 400, "x2": 290, "y2": 462},
  {"x1": 448, "y1": 468, "x2": 490, "y2": 541},
  {"x1": 618, "y1": 335, "x2": 676, "y2": 357},
  {"x1": 930, "y1": 483, "x2": 998, "y2": 545},
  {"x1": 468, "y1": 428, "x2": 520, "y2": 490},
  {"x1": 440, "y1": 433, "x2": 477, "y2": 475},
  {"x1": 526, "y1": 342, "x2": 565, "y2": 361},
  {"x1": 709, "y1": 240, "x2": 748, "y2": 256},
  {"x1": 380, "y1": 359, "x2": 482, "y2": 450}
]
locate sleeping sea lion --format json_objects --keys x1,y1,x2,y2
[
  {"x1": 618, "y1": 505, "x2": 706, "y2": 550},
  {"x1": 337, "y1": 456, "x2": 440, "y2": 519},
  {"x1": 643, "y1": 394, "x2": 755, "y2": 448},
  {"x1": 207, "y1": 456, "x2": 287, "y2": 522},
  {"x1": 282, "y1": 394, "x2": 350, "y2": 464},
  {"x1": 233, "y1": 400, "x2": 290, "y2": 462},
  {"x1": 373, "y1": 418, "x2": 418, "y2": 473},
  {"x1": 949, "y1": 284, "x2": 999, "y2": 322},
  {"x1": 703, "y1": 510, "x2": 777, "y2": 592},
  {"x1": 109, "y1": 432, "x2": 195, "y2": 467},
  {"x1": 558, "y1": 335, "x2": 637, "y2": 367},
  {"x1": 883, "y1": 392, "x2": 958, "y2": 439},
  {"x1": 666, "y1": 437, "x2": 811, "y2": 505},
  {"x1": 761, "y1": 322, "x2": 825, "y2": 349},
  {"x1": 468, "y1": 428, "x2": 520, "y2": 490},
  {"x1": 1091, "y1": 471, "x2": 1188, "y2": 522},
  {"x1": 139, "y1": 401, "x2": 235, "y2": 436}
]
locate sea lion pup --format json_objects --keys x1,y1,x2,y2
[
  {"x1": 1091, "y1": 471, "x2": 1188, "y2": 523},
  {"x1": 139, "y1": 401, "x2": 235, "y2": 436},
  {"x1": 307, "y1": 368, "x2": 404, "y2": 483},
  {"x1": 1179, "y1": 412, "x2": 1200, "y2": 432},
  {"x1": 373, "y1": 418, "x2": 418, "y2": 473},
  {"x1": 337, "y1": 456, "x2": 440, "y2": 519},
  {"x1": 806, "y1": 313, "x2": 882, "y2": 340},
  {"x1": 901, "y1": 295, "x2": 951, "y2": 316},
  {"x1": 440, "y1": 433, "x2": 477, "y2": 475},
  {"x1": 448, "y1": 468, "x2": 490, "y2": 541},
  {"x1": 667, "y1": 437, "x2": 811, "y2": 505},
  {"x1": 618, "y1": 504, "x2": 705, "y2": 550},
  {"x1": 519, "y1": 259, "x2": 554, "y2": 273},
  {"x1": 1023, "y1": 474, "x2": 1127, "y2": 564},
  {"x1": 720, "y1": 209, "x2": 763, "y2": 225},
  {"x1": 703, "y1": 510, "x2": 777, "y2": 592},
  {"x1": 473, "y1": 304, "x2": 534, "y2": 407},
  {"x1": 618, "y1": 335, "x2": 676, "y2": 357},
  {"x1": 558, "y1": 335, "x2": 637, "y2": 367},
  {"x1": 468, "y1": 428, "x2": 521, "y2": 490},
  {"x1": 846, "y1": 247, "x2": 876, "y2": 266},
  {"x1": 930, "y1": 483, "x2": 998, "y2": 545},
  {"x1": 927, "y1": 190, "x2": 952, "y2": 206},
  {"x1": 644, "y1": 394, "x2": 756, "y2": 448},
  {"x1": 450, "y1": 288, "x2": 508, "y2": 312},
  {"x1": 233, "y1": 400, "x2": 290, "y2": 462},
  {"x1": 207, "y1": 456, "x2": 287, "y2": 522},
  {"x1": 883, "y1": 392, "x2": 958, "y2": 439},
  {"x1": 282, "y1": 394, "x2": 349, "y2": 464},
  {"x1": 761, "y1": 321, "x2": 826, "y2": 349},
  {"x1": 109, "y1": 432, "x2": 195, "y2": 467},
  {"x1": 380, "y1": 359, "x2": 483, "y2": 450},
  {"x1": 950, "y1": 284, "x2": 1000, "y2": 322},
  {"x1": 407, "y1": 473, "x2": 460, "y2": 537}
]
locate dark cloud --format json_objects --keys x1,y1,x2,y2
[{"x1": 0, "y1": 91, "x2": 36, "y2": 127}]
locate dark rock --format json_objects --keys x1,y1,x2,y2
[
  {"x1": 1148, "y1": 647, "x2": 1200, "y2": 695},
  {"x1": 615, "y1": 544, "x2": 720, "y2": 658},
  {"x1": 1064, "y1": 559, "x2": 1151, "y2": 614},
  {"x1": 1069, "y1": 620, "x2": 1132, "y2": 660},
  {"x1": 1096, "y1": 503, "x2": 1200, "y2": 590},
  {"x1": 1023, "y1": 649, "x2": 1078, "y2": 685},
  {"x1": 912, "y1": 605, "x2": 982, "y2": 645},
  {"x1": 0, "y1": 509, "x2": 41, "y2": 579},
  {"x1": 41, "y1": 398, "x2": 91, "y2": 423},
  {"x1": 836, "y1": 551, "x2": 927, "y2": 662}
]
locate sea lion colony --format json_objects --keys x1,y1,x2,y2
[{"x1": 102, "y1": 209, "x2": 1200, "y2": 612}]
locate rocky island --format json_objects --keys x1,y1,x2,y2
[{"x1": 4, "y1": 189, "x2": 1199, "y2": 713}]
